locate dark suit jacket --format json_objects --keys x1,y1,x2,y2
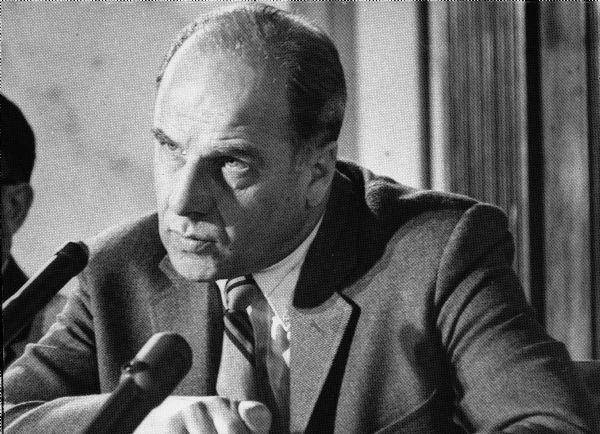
[{"x1": 3, "y1": 162, "x2": 595, "y2": 433}]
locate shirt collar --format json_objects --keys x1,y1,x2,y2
[{"x1": 217, "y1": 217, "x2": 322, "y2": 331}]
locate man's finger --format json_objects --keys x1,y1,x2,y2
[
  {"x1": 181, "y1": 401, "x2": 218, "y2": 434},
  {"x1": 184, "y1": 398, "x2": 252, "y2": 434},
  {"x1": 238, "y1": 401, "x2": 271, "y2": 434}
]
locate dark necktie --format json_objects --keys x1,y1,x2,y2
[{"x1": 216, "y1": 275, "x2": 262, "y2": 401}]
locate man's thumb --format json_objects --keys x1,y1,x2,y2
[{"x1": 238, "y1": 401, "x2": 272, "y2": 433}]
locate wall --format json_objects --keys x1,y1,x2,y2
[{"x1": 355, "y1": 3, "x2": 424, "y2": 187}]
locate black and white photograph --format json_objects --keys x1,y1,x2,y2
[{"x1": 2, "y1": 2, "x2": 599, "y2": 432}]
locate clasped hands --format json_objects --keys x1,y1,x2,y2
[{"x1": 134, "y1": 396, "x2": 272, "y2": 434}]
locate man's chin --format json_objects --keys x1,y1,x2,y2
[{"x1": 168, "y1": 253, "x2": 222, "y2": 282}]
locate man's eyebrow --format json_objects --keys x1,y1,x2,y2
[
  {"x1": 152, "y1": 128, "x2": 180, "y2": 147},
  {"x1": 212, "y1": 142, "x2": 263, "y2": 160},
  {"x1": 151, "y1": 127, "x2": 264, "y2": 163}
]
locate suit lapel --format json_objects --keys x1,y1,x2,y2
[
  {"x1": 149, "y1": 256, "x2": 223, "y2": 395},
  {"x1": 290, "y1": 169, "x2": 363, "y2": 432},
  {"x1": 290, "y1": 293, "x2": 354, "y2": 433}
]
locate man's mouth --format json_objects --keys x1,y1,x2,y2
[{"x1": 169, "y1": 230, "x2": 216, "y2": 253}]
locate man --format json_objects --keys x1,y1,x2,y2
[
  {"x1": 1, "y1": 94, "x2": 35, "y2": 303},
  {"x1": 3, "y1": 4, "x2": 595, "y2": 433},
  {"x1": 1, "y1": 94, "x2": 62, "y2": 367}
]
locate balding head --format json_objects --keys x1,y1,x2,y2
[{"x1": 157, "y1": 3, "x2": 346, "y2": 151}]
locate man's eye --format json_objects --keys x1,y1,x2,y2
[
  {"x1": 156, "y1": 138, "x2": 184, "y2": 155},
  {"x1": 163, "y1": 141, "x2": 181, "y2": 153},
  {"x1": 223, "y1": 158, "x2": 249, "y2": 172}
]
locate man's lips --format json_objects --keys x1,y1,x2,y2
[{"x1": 168, "y1": 230, "x2": 217, "y2": 253}]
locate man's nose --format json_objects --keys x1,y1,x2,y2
[{"x1": 168, "y1": 161, "x2": 215, "y2": 217}]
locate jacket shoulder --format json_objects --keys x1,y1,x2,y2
[
  {"x1": 336, "y1": 160, "x2": 504, "y2": 228},
  {"x1": 84, "y1": 213, "x2": 164, "y2": 275}
]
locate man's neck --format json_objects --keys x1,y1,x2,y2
[{"x1": 218, "y1": 215, "x2": 323, "y2": 330}]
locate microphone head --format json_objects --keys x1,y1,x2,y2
[
  {"x1": 122, "y1": 332, "x2": 193, "y2": 399},
  {"x1": 56, "y1": 241, "x2": 89, "y2": 273}
]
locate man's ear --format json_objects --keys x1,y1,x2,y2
[
  {"x1": 305, "y1": 141, "x2": 337, "y2": 208},
  {"x1": 4, "y1": 183, "x2": 34, "y2": 235}
]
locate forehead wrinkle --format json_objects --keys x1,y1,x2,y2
[
  {"x1": 156, "y1": 49, "x2": 293, "y2": 151},
  {"x1": 172, "y1": 99, "x2": 286, "y2": 146}
]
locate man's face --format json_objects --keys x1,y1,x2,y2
[
  {"x1": 1, "y1": 183, "x2": 33, "y2": 266},
  {"x1": 153, "y1": 46, "x2": 317, "y2": 281},
  {"x1": 1, "y1": 186, "x2": 13, "y2": 265}
]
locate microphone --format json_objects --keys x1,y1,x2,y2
[
  {"x1": 84, "y1": 332, "x2": 193, "y2": 434},
  {"x1": 2, "y1": 241, "x2": 89, "y2": 348}
]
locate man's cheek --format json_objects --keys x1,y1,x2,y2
[
  {"x1": 220, "y1": 191, "x2": 266, "y2": 226},
  {"x1": 229, "y1": 183, "x2": 262, "y2": 204},
  {"x1": 155, "y1": 178, "x2": 173, "y2": 212}
]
